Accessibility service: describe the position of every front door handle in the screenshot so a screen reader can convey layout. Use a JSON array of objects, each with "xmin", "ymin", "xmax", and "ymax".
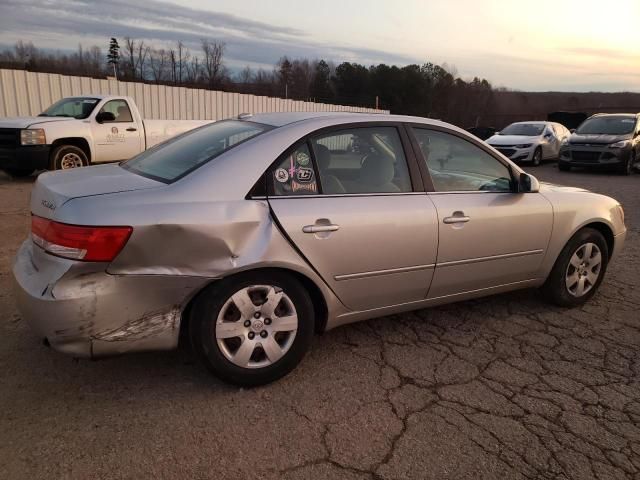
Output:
[
  {"xmin": 443, "ymin": 211, "xmax": 470, "ymax": 224},
  {"xmin": 126, "ymin": 127, "xmax": 137, "ymax": 132},
  {"xmin": 302, "ymin": 224, "xmax": 340, "ymax": 233}
]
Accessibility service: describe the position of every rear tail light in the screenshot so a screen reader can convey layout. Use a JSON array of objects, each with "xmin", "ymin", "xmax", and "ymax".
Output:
[{"xmin": 31, "ymin": 215, "xmax": 132, "ymax": 262}]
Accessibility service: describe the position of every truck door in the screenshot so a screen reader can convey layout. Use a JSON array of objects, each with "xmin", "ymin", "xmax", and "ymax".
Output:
[{"xmin": 91, "ymin": 99, "xmax": 143, "ymax": 162}]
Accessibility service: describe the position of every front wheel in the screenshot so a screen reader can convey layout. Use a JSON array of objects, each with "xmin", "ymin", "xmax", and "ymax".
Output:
[
  {"xmin": 50, "ymin": 145, "xmax": 88, "ymax": 171},
  {"xmin": 189, "ymin": 271, "xmax": 315, "ymax": 387},
  {"xmin": 541, "ymin": 228, "xmax": 609, "ymax": 307},
  {"xmin": 531, "ymin": 148, "xmax": 542, "ymax": 167}
]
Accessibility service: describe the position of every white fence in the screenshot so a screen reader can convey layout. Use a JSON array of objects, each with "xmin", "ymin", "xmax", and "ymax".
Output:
[{"xmin": 0, "ymin": 69, "xmax": 386, "ymax": 119}]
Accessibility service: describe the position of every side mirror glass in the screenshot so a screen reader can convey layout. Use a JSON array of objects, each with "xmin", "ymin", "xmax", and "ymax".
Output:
[
  {"xmin": 518, "ymin": 172, "xmax": 539, "ymax": 193},
  {"xmin": 95, "ymin": 111, "xmax": 115, "ymax": 123}
]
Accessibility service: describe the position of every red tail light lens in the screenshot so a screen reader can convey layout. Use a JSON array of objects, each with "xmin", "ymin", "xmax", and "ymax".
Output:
[{"xmin": 31, "ymin": 216, "xmax": 132, "ymax": 262}]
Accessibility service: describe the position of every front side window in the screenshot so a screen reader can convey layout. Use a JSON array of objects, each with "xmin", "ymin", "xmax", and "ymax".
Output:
[
  {"xmin": 412, "ymin": 128, "xmax": 513, "ymax": 192},
  {"xmin": 271, "ymin": 143, "xmax": 318, "ymax": 196},
  {"xmin": 123, "ymin": 120, "xmax": 270, "ymax": 182},
  {"xmin": 98, "ymin": 100, "xmax": 133, "ymax": 123},
  {"xmin": 311, "ymin": 126, "xmax": 412, "ymax": 194},
  {"xmin": 39, "ymin": 97, "xmax": 99, "ymax": 119}
]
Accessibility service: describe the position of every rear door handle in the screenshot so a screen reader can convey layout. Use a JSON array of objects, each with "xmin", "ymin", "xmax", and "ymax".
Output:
[
  {"xmin": 443, "ymin": 212, "xmax": 470, "ymax": 224},
  {"xmin": 302, "ymin": 224, "xmax": 340, "ymax": 233},
  {"xmin": 126, "ymin": 127, "xmax": 137, "ymax": 132}
]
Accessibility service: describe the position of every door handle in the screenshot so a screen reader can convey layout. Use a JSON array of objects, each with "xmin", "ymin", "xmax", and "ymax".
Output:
[
  {"xmin": 302, "ymin": 224, "xmax": 340, "ymax": 233},
  {"xmin": 126, "ymin": 127, "xmax": 137, "ymax": 132},
  {"xmin": 443, "ymin": 212, "xmax": 470, "ymax": 224}
]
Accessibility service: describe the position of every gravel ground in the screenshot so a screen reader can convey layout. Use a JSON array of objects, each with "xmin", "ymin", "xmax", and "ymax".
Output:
[{"xmin": 1, "ymin": 164, "xmax": 639, "ymax": 480}]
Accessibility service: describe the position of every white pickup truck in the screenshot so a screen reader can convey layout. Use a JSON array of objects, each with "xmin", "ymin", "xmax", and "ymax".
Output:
[{"xmin": 0, "ymin": 95, "xmax": 213, "ymax": 177}]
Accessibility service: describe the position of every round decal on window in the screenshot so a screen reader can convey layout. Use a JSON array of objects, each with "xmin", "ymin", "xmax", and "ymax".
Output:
[
  {"xmin": 275, "ymin": 168, "xmax": 289, "ymax": 183},
  {"xmin": 296, "ymin": 151, "xmax": 310, "ymax": 166}
]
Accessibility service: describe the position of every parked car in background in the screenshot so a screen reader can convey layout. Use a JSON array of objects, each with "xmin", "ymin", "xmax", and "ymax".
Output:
[
  {"xmin": 559, "ymin": 113, "xmax": 640, "ymax": 175},
  {"xmin": 13, "ymin": 112, "xmax": 626, "ymax": 386},
  {"xmin": 0, "ymin": 95, "xmax": 213, "ymax": 177},
  {"xmin": 486, "ymin": 121, "xmax": 571, "ymax": 166}
]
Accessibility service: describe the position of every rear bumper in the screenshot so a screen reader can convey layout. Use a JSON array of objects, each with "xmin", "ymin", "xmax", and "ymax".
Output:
[
  {"xmin": 0, "ymin": 145, "xmax": 50, "ymax": 171},
  {"xmin": 12, "ymin": 240, "xmax": 208, "ymax": 358}
]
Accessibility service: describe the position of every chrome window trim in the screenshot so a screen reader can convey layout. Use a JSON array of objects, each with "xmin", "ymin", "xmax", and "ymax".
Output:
[
  {"xmin": 426, "ymin": 190, "xmax": 515, "ymax": 196},
  {"xmin": 260, "ymin": 192, "xmax": 427, "ymax": 200}
]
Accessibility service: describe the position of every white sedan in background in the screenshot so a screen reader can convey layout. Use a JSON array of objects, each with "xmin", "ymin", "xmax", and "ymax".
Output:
[{"xmin": 487, "ymin": 121, "xmax": 571, "ymax": 166}]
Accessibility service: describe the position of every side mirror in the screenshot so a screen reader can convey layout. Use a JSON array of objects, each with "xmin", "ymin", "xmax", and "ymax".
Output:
[
  {"xmin": 518, "ymin": 172, "xmax": 539, "ymax": 193},
  {"xmin": 95, "ymin": 111, "xmax": 115, "ymax": 123},
  {"xmin": 570, "ymin": 128, "xmax": 576, "ymax": 134}
]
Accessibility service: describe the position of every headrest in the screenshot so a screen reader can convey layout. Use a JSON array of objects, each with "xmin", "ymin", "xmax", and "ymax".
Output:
[{"xmin": 360, "ymin": 154, "xmax": 395, "ymax": 186}]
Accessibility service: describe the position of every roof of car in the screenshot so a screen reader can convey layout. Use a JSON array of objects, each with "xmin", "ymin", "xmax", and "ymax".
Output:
[{"xmin": 244, "ymin": 111, "xmax": 387, "ymax": 127}]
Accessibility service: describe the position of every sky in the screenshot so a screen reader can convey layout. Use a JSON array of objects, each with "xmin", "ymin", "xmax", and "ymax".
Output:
[{"xmin": 0, "ymin": 0, "xmax": 638, "ymax": 92}]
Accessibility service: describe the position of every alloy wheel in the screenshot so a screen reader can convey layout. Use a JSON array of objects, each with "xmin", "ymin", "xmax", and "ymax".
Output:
[
  {"xmin": 565, "ymin": 242, "xmax": 602, "ymax": 297},
  {"xmin": 215, "ymin": 285, "xmax": 298, "ymax": 369}
]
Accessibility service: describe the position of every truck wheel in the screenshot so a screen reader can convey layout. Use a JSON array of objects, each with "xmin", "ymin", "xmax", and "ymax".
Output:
[
  {"xmin": 50, "ymin": 145, "xmax": 88, "ymax": 170},
  {"xmin": 3, "ymin": 168, "xmax": 34, "ymax": 178}
]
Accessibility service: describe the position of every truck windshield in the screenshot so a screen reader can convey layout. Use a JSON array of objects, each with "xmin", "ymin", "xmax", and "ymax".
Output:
[
  {"xmin": 576, "ymin": 116, "xmax": 636, "ymax": 135},
  {"xmin": 122, "ymin": 120, "xmax": 272, "ymax": 183},
  {"xmin": 39, "ymin": 97, "xmax": 100, "ymax": 119}
]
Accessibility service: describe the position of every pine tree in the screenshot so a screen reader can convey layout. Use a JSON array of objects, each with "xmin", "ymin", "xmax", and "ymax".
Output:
[{"xmin": 107, "ymin": 38, "xmax": 120, "ymax": 79}]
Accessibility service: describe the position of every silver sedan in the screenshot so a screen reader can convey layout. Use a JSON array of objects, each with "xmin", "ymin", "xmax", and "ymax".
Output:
[{"xmin": 13, "ymin": 112, "xmax": 626, "ymax": 386}]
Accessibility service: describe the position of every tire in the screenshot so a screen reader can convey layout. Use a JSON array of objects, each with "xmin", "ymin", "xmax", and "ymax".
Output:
[
  {"xmin": 558, "ymin": 162, "xmax": 571, "ymax": 172},
  {"xmin": 3, "ymin": 168, "xmax": 34, "ymax": 178},
  {"xmin": 617, "ymin": 154, "xmax": 632, "ymax": 175},
  {"xmin": 541, "ymin": 228, "xmax": 609, "ymax": 308},
  {"xmin": 531, "ymin": 148, "xmax": 542, "ymax": 167},
  {"xmin": 189, "ymin": 271, "xmax": 315, "ymax": 387},
  {"xmin": 50, "ymin": 145, "xmax": 88, "ymax": 171}
]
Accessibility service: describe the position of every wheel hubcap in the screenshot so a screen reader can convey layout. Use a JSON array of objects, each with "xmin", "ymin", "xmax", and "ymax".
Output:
[
  {"xmin": 215, "ymin": 285, "xmax": 298, "ymax": 369},
  {"xmin": 59, "ymin": 153, "xmax": 83, "ymax": 169},
  {"xmin": 565, "ymin": 242, "xmax": 602, "ymax": 297}
]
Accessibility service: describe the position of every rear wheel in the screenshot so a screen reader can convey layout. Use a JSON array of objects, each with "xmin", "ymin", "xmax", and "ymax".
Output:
[
  {"xmin": 542, "ymin": 228, "xmax": 609, "ymax": 307},
  {"xmin": 50, "ymin": 145, "xmax": 88, "ymax": 171},
  {"xmin": 189, "ymin": 271, "xmax": 315, "ymax": 387},
  {"xmin": 3, "ymin": 168, "xmax": 34, "ymax": 178}
]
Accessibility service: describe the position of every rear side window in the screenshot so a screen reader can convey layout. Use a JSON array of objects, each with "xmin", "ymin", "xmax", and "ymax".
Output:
[
  {"xmin": 412, "ymin": 128, "xmax": 513, "ymax": 192},
  {"xmin": 311, "ymin": 127, "xmax": 412, "ymax": 194},
  {"xmin": 123, "ymin": 120, "xmax": 270, "ymax": 183}
]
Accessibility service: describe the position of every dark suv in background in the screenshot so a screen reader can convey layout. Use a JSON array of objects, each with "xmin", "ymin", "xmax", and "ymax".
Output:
[{"xmin": 559, "ymin": 113, "xmax": 640, "ymax": 175}]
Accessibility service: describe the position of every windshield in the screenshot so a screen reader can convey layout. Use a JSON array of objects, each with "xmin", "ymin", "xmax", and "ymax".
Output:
[
  {"xmin": 500, "ymin": 123, "xmax": 545, "ymax": 136},
  {"xmin": 122, "ymin": 120, "xmax": 271, "ymax": 183},
  {"xmin": 39, "ymin": 97, "xmax": 100, "ymax": 119},
  {"xmin": 576, "ymin": 116, "xmax": 636, "ymax": 135}
]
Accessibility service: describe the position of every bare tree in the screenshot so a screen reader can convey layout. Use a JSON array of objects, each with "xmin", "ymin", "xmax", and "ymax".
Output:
[
  {"xmin": 135, "ymin": 41, "xmax": 149, "ymax": 79},
  {"xmin": 168, "ymin": 48, "xmax": 177, "ymax": 84},
  {"xmin": 123, "ymin": 37, "xmax": 136, "ymax": 79},
  {"xmin": 201, "ymin": 39, "xmax": 225, "ymax": 88},
  {"xmin": 148, "ymin": 48, "xmax": 168, "ymax": 83},
  {"xmin": 176, "ymin": 41, "xmax": 190, "ymax": 84}
]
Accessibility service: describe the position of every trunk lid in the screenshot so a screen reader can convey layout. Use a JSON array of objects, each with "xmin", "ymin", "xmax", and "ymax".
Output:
[{"xmin": 31, "ymin": 164, "xmax": 162, "ymax": 219}]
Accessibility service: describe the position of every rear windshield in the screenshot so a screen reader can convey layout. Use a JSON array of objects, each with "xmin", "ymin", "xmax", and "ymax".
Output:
[
  {"xmin": 499, "ymin": 123, "xmax": 545, "ymax": 136},
  {"xmin": 123, "ymin": 120, "xmax": 271, "ymax": 182},
  {"xmin": 576, "ymin": 116, "xmax": 637, "ymax": 135}
]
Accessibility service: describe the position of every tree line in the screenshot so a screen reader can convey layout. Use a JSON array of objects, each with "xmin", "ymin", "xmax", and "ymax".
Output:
[{"xmin": 0, "ymin": 39, "xmax": 497, "ymax": 127}]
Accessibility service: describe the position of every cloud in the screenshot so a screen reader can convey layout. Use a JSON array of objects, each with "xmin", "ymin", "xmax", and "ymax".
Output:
[
  {"xmin": 0, "ymin": 0, "xmax": 419, "ymax": 67},
  {"xmin": 560, "ymin": 47, "xmax": 639, "ymax": 61}
]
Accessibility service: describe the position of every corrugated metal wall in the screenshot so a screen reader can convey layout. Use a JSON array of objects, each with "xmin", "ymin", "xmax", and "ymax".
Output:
[{"xmin": 0, "ymin": 69, "xmax": 387, "ymax": 119}]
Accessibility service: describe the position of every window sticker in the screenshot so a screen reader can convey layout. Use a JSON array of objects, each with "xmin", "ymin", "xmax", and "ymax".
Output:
[
  {"xmin": 295, "ymin": 167, "xmax": 314, "ymax": 183},
  {"xmin": 275, "ymin": 168, "xmax": 289, "ymax": 183},
  {"xmin": 296, "ymin": 151, "xmax": 310, "ymax": 166}
]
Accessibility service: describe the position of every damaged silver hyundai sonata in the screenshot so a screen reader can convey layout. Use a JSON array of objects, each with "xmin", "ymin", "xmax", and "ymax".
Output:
[{"xmin": 13, "ymin": 112, "xmax": 626, "ymax": 386}]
